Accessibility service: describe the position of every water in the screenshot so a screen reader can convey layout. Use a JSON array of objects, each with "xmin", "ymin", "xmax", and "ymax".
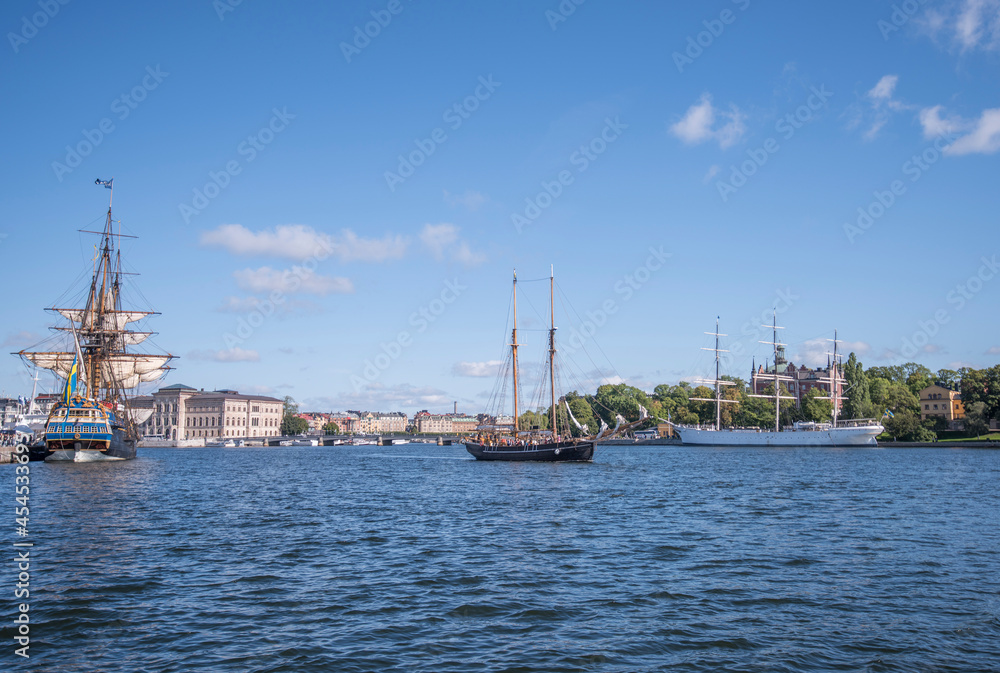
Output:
[{"xmin": 4, "ymin": 445, "xmax": 1000, "ymax": 672}]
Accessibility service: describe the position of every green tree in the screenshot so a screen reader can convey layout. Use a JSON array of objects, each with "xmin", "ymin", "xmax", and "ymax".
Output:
[
  {"xmin": 801, "ymin": 388, "xmax": 833, "ymax": 423},
  {"xmin": 935, "ymin": 368, "xmax": 960, "ymax": 389},
  {"xmin": 322, "ymin": 422, "xmax": 340, "ymax": 435},
  {"xmin": 904, "ymin": 365, "xmax": 933, "ymax": 398},
  {"xmin": 842, "ymin": 353, "xmax": 874, "ymax": 420},
  {"xmin": 281, "ymin": 414, "xmax": 308, "ymax": 435},
  {"xmin": 282, "ymin": 396, "xmax": 299, "ymax": 417},
  {"xmin": 965, "ymin": 401, "xmax": 989, "ymax": 439},
  {"xmin": 883, "ymin": 409, "xmax": 935, "ymax": 441}
]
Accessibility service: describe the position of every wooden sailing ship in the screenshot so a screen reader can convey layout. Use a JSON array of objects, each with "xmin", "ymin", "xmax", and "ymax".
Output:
[
  {"xmin": 14, "ymin": 180, "xmax": 174, "ymax": 461},
  {"xmin": 465, "ymin": 268, "xmax": 645, "ymax": 462}
]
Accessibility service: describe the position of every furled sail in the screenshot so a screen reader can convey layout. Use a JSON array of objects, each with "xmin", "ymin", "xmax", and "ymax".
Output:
[
  {"xmin": 612, "ymin": 413, "xmax": 625, "ymax": 435},
  {"xmin": 638, "ymin": 404, "xmax": 649, "ymax": 420},
  {"xmin": 56, "ymin": 309, "xmax": 153, "ymax": 330},
  {"xmin": 564, "ymin": 400, "xmax": 588, "ymax": 434}
]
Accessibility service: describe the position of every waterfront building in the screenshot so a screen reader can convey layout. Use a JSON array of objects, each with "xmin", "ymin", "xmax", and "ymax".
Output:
[
  {"xmin": 751, "ymin": 346, "xmax": 844, "ymax": 411},
  {"xmin": 351, "ymin": 411, "xmax": 408, "ymax": 434},
  {"xmin": 918, "ymin": 383, "xmax": 965, "ymax": 429},
  {"xmin": 329, "ymin": 411, "xmax": 359, "ymax": 434},
  {"xmin": 133, "ymin": 384, "xmax": 282, "ymax": 440}
]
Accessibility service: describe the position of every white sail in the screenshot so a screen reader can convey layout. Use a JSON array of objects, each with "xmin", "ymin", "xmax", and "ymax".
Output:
[
  {"xmin": 129, "ymin": 408, "xmax": 154, "ymax": 424},
  {"xmin": 20, "ymin": 352, "xmax": 76, "ymax": 378},
  {"xmin": 57, "ymin": 309, "xmax": 151, "ymax": 328},
  {"xmin": 140, "ymin": 367, "xmax": 168, "ymax": 382},
  {"xmin": 121, "ymin": 332, "xmax": 152, "ymax": 346},
  {"xmin": 564, "ymin": 400, "xmax": 588, "ymax": 434},
  {"xmin": 612, "ymin": 413, "xmax": 625, "ymax": 434},
  {"xmin": 100, "ymin": 355, "xmax": 173, "ymax": 381}
]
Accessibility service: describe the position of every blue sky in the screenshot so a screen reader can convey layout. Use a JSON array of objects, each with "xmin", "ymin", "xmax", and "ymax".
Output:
[{"xmin": 2, "ymin": 0, "xmax": 998, "ymax": 414}]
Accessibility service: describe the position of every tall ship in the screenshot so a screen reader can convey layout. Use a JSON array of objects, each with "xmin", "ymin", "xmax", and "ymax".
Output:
[
  {"xmin": 671, "ymin": 314, "xmax": 883, "ymax": 447},
  {"xmin": 14, "ymin": 180, "xmax": 174, "ymax": 461},
  {"xmin": 465, "ymin": 269, "xmax": 597, "ymax": 461}
]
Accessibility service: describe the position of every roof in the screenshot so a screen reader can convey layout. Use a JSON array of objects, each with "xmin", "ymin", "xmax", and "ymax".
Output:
[{"xmin": 159, "ymin": 383, "xmax": 198, "ymax": 391}]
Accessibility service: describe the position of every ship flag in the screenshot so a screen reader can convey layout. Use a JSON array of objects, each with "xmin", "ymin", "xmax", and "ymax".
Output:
[
  {"xmin": 95, "ymin": 178, "xmax": 113, "ymax": 189},
  {"xmin": 63, "ymin": 354, "xmax": 79, "ymax": 404}
]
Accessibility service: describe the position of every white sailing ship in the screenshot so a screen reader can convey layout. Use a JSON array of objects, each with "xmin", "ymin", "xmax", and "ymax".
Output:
[{"xmin": 672, "ymin": 314, "xmax": 883, "ymax": 447}]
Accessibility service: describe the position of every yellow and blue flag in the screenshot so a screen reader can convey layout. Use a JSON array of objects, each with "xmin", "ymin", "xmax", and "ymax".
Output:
[
  {"xmin": 63, "ymin": 355, "xmax": 79, "ymax": 403},
  {"xmin": 884, "ymin": 409, "xmax": 894, "ymax": 418}
]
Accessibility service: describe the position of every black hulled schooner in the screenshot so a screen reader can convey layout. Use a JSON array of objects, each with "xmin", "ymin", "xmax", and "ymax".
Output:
[{"xmin": 465, "ymin": 268, "xmax": 596, "ymax": 462}]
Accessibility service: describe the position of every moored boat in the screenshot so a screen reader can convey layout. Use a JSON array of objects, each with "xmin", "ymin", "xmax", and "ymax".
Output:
[
  {"xmin": 672, "ymin": 315, "xmax": 883, "ymax": 447},
  {"xmin": 14, "ymin": 180, "xmax": 174, "ymax": 462}
]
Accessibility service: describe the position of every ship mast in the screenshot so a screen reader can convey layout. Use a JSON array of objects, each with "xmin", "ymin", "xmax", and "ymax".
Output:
[
  {"xmin": 511, "ymin": 269, "xmax": 520, "ymax": 433},
  {"xmin": 825, "ymin": 330, "xmax": 845, "ymax": 426},
  {"xmin": 691, "ymin": 317, "xmax": 736, "ymax": 431},
  {"xmin": 549, "ymin": 265, "xmax": 557, "ymax": 439},
  {"xmin": 748, "ymin": 310, "xmax": 795, "ymax": 431}
]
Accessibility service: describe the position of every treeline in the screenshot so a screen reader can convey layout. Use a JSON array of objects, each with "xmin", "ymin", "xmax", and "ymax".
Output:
[{"xmin": 517, "ymin": 358, "xmax": 1000, "ymax": 442}]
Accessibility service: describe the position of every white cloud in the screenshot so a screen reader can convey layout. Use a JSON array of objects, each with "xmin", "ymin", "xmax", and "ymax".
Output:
[
  {"xmin": 945, "ymin": 108, "xmax": 1000, "ymax": 154},
  {"xmin": 986, "ymin": 346, "xmax": 1000, "ymax": 354},
  {"xmin": 419, "ymin": 223, "xmax": 485, "ymax": 267},
  {"xmin": 869, "ymin": 74, "xmax": 899, "ymax": 101},
  {"xmin": 452, "ymin": 360, "xmax": 502, "ymax": 377},
  {"xmin": 702, "ymin": 165, "xmax": 720, "ymax": 184},
  {"xmin": 919, "ymin": 105, "xmax": 966, "ymax": 138},
  {"xmin": 420, "ymin": 223, "xmax": 459, "ymax": 260},
  {"xmin": 188, "ymin": 347, "xmax": 260, "ymax": 363},
  {"xmin": 308, "ymin": 383, "xmax": 453, "ymax": 413},
  {"xmin": 918, "ymin": 0, "xmax": 1000, "ymax": 50},
  {"xmin": 233, "ymin": 266, "xmax": 354, "ymax": 295},
  {"xmin": 444, "ymin": 189, "xmax": 487, "ymax": 211},
  {"xmin": 2, "ymin": 331, "xmax": 40, "ymax": 348},
  {"xmin": 956, "ymin": 0, "xmax": 1000, "ymax": 49},
  {"xmin": 669, "ymin": 94, "xmax": 746, "ymax": 149},
  {"xmin": 215, "ymin": 296, "xmax": 263, "ymax": 313},
  {"xmin": 453, "ymin": 242, "xmax": 486, "ymax": 267},
  {"xmin": 794, "ymin": 339, "xmax": 872, "ymax": 367},
  {"xmin": 200, "ymin": 224, "xmax": 408, "ymax": 263},
  {"xmin": 860, "ymin": 75, "xmax": 909, "ymax": 140}
]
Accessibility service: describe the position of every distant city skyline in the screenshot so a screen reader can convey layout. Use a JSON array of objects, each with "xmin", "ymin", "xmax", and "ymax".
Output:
[{"xmin": 2, "ymin": 1, "xmax": 998, "ymax": 414}]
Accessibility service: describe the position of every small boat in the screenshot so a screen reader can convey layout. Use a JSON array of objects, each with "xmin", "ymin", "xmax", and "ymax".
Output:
[
  {"xmin": 291, "ymin": 438, "xmax": 318, "ymax": 446},
  {"xmin": 15, "ymin": 180, "xmax": 173, "ymax": 462}
]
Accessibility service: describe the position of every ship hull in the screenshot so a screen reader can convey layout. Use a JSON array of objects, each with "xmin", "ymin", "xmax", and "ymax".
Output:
[
  {"xmin": 45, "ymin": 428, "xmax": 137, "ymax": 462},
  {"xmin": 465, "ymin": 440, "xmax": 594, "ymax": 462},
  {"xmin": 674, "ymin": 425, "xmax": 883, "ymax": 447}
]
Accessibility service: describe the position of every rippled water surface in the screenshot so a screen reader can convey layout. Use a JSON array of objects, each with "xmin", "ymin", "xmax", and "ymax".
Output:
[{"xmin": 4, "ymin": 445, "xmax": 1000, "ymax": 672}]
